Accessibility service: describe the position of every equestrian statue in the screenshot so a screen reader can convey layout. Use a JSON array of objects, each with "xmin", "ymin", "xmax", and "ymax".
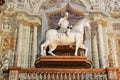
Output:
[{"xmin": 40, "ymin": 13, "xmax": 91, "ymax": 56}]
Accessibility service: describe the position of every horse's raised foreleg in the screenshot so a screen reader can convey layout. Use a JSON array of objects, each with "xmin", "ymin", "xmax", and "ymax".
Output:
[
  {"xmin": 41, "ymin": 41, "xmax": 50, "ymax": 56},
  {"xmin": 48, "ymin": 44, "xmax": 57, "ymax": 56}
]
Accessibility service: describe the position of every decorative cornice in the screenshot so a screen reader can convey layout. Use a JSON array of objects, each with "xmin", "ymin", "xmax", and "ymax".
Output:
[{"xmin": 16, "ymin": 14, "xmax": 41, "ymax": 27}]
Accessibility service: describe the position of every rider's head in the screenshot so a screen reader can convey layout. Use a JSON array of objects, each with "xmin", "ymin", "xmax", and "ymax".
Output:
[{"xmin": 64, "ymin": 12, "xmax": 69, "ymax": 18}]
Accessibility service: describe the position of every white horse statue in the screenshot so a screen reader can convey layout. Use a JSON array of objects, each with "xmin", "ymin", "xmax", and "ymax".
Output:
[{"xmin": 41, "ymin": 18, "xmax": 91, "ymax": 56}]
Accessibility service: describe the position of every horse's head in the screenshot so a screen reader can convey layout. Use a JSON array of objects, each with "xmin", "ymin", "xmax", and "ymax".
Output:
[
  {"xmin": 71, "ymin": 18, "xmax": 91, "ymax": 33},
  {"xmin": 82, "ymin": 18, "xmax": 91, "ymax": 31}
]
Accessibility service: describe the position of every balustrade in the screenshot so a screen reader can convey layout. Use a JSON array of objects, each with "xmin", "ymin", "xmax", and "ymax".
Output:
[
  {"xmin": 2, "ymin": 67, "xmax": 120, "ymax": 80},
  {"xmin": 18, "ymin": 72, "xmax": 108, "ymax": 80},
  {"xmin": 4, "ymin": 67, "xmax": 114, "ymax": 80}
]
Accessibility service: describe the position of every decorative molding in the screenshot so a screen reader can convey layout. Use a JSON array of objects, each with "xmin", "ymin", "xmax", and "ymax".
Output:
[{"xmin": 108, "ymin": 39, "xmax": 114, "ymax": 67}]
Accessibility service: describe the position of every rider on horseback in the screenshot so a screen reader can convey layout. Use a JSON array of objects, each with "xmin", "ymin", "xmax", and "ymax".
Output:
[{"xmin": 58, "ymin": 12, "xmax": 72, "ymax": 36}]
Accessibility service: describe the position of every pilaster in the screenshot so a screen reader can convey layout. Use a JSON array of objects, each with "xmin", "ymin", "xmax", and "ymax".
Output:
[
  {"xmin": 31, "ymin": 22, "xmax": 39, "ymax": 67},
  {"xmin": 16, "ymin": 23, "xmax": 23, "ymax": 67},
  {"xmin": 16, "ymin": 14, "xmax": 31, "ymax": 68},
  {"xmin": 16, "ymin": 14, "xmax": 41, "ymax": 67},
  {"xmin": 91, "ymin": 24, "xmax": 99, "ymax": 68},
  {"xmin": 95, "ymin": 18, "xmax": 108, "ymax": 68}
]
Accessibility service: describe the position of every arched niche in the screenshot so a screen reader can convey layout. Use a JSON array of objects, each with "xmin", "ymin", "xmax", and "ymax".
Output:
[
  {"xmin": 40, "ymin": 1, "xmax": 91, "ymax": 58},
  {"xmin": 40, "ymin": 1, "xmax": 88, "ymax": 41}
]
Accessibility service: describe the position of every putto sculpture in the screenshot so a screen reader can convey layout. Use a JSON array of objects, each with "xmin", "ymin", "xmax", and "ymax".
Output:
[{"xmin": 40, "ymin": 17, "xmax": 91, "ymax": 56}]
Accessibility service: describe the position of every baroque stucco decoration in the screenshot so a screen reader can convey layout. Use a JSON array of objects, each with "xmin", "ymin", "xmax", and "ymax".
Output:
[
  {"xmin": 2, "ymin": 0, "xmax": 120, "ymax": 18},
  {"xmin": 0, "ymin": 0, "xmax": 120, "ymax": 73}
]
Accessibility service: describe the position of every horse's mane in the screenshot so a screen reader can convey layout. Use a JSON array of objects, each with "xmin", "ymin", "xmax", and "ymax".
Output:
[{"xmin": 72, "ymin": 18, "xmax": 87, "ymax": 32}]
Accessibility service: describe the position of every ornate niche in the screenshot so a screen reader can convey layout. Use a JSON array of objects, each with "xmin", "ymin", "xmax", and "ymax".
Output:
[{"xmin": 35, "ymin": 1, "xmax": 92, "ymax": 69}]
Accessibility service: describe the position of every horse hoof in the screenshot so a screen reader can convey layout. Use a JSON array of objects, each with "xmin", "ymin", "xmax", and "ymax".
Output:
[
  {"xmin": 51, "ymin": 54, "xmax": 56, "ymax": 56},
  {"xmin": 49, "ymin": 53, "xmax": 56, "ymax": 56},
  {"xmin": 41, "ymin": 53, "xmax": 46, "ymax": 56},
  {"xmin": 74, "ymin": 54, "xmax": 78, "ymax": 56}
]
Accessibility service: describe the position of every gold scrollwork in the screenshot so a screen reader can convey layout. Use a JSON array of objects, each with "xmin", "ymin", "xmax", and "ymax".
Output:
[{"xmin": 2, "ymin": 36, "xmax": 16, "ymax": 51}]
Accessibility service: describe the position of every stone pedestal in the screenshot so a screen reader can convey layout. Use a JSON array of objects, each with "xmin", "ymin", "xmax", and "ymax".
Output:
[{"xmin": 35, "ymin": 56, "xmax": 92, "ymax": 68}]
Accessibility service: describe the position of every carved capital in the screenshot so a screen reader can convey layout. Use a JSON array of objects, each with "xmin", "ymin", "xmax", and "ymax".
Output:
[
  {"xmin": 23, "ymin": 20, "xmax": 30, "ymax": 26},
  {"xmin": 90, "ymin": 21, "xmax": 98, "ymax": 28},
  {"xmin": 29, "ymin": 18, "xmax": 41, "ymax": 27},
  {"xmin": 31, "ymin": 22, "xmax": 40, "ymax": 27},
  {"xmin": 95, "ymin": 19, "xmax": 107, "ymax": 27},
  {"xmin": 17, "ymin": 14, "xmax": 41, "ymax": 27}
]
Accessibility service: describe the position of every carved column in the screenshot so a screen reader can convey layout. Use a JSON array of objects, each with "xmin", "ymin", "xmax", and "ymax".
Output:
[
  {"xmin": 112, "ymin": 38, "xmax": 119, "ymax": 67},
  {"xmin": 31, "ymin": 23, "xmax": 38, "ymax": 67},
  {"xmin": 96, "ymin": 19, "xmax": 107, "ymax": 68},
  {"xmin": 108, "ymin": 39, "xmax": 115, "ymax": 67},
  {"xmin": 103, "ymin": 26, "xmax": 109, "ymax": 67},
  {"xmin": 22, "ymin": 20, "xmax": 30, "ymax": 68},
  {"xmin": 29, "ymin": 18, "xmax": 41, "ymax": 67},
  {"xmin": 108, "ymin": 35, "xmax": 119, "ymax": 67},
  {"xmin": 16, "ymin": 20, "xmax": 24, "ymax": 67},
  {"xmin": 16, "ymin": 14, "xmax": 31, "ymax": 68},
  {"xmin": 91, "ymin": 21, "xmax": 99, "ymax": 68}
]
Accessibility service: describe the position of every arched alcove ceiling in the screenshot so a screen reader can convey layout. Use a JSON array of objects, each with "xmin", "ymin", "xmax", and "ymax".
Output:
[
  {"xmin": 39, "ymin": 0, "xmax": 92, "ymax": 30},
  {"xmin": 43, "ymin": 3, "xmax": 87, "ymax": 29},
  {"xmin": 46, "ymin": 3, "xmax": 85, "ymax": 16},
  {"xmin": 40, "ymin": 0, "xmax": 91, "ymax": 15}
]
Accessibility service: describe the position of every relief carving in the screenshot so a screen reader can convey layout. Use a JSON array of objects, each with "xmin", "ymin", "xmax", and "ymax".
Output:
[{"xmin": 108, "ymin": 39, "xmax": 114, "ymax": 67}]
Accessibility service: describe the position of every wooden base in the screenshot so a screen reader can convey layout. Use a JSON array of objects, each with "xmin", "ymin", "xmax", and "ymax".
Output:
[{"xmin": 35, "ymin": 56, "xmax": 92, "ymax": 68}]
